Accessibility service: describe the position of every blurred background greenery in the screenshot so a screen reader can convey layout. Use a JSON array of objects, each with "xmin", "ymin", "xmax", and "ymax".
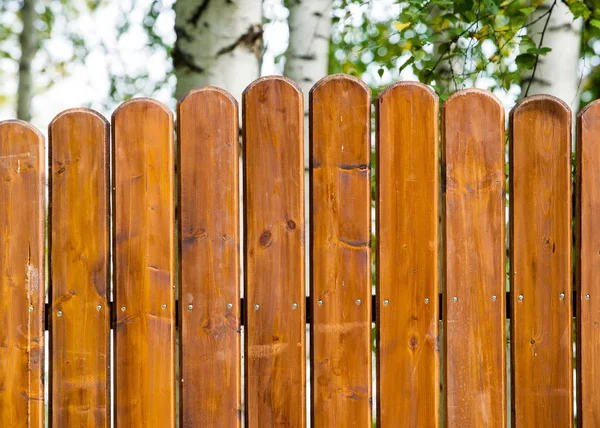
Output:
[{"xmin": 1, "ymin": 0, "xmax": 600, "ymax": 127}]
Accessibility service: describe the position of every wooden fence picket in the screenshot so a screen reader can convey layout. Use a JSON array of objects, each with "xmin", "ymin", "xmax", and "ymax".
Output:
[
  {"xmin": 49, "ymin": 109, "xmax": 110, "ymax": 427},
  {"xmin": 0, "ymin": 120, "xmax": 45, "ymax": 428},
  {"xmin": 178, "ymin": 87, "xmax": 241, "ymax": 427},
  {"xmin": 310, "ymin": 74, "xmax": 372, "ymax": 427},
  {"xmin": 443, "ymin": 89, "xmax": 507, "ymax": 427},
  {"xmin": 577, "ymin": 100, "xmax": 600, "ymax": 427},
  {"xmin": 243, "ymin": 76, "xmax": 306, "ymax": 427},
  {"xmin": 376, "ymin": 82, "xmax": 439, "ymax": 427},
  {"xmin": 510, "ymin": 95, "xmax": 573, "ymax": 427},
  {"xmin": 112, "ymin": 99, "xmax": 176, "ymax": 427}
]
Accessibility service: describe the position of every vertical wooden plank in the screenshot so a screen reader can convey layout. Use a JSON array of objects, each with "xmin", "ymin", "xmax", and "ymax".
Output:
[
  {"xmin": 510, "ymin": 95, "xmax": 572, "ymax": 427},
  {"xmin": 0, "ymin": 120, "xmax": 45, "ymax": 428},
  {"xmin": 443, "ymin": 89, "xmax": 506, "ymax": 427},
  {"xmin": 112, "ymin": 99, "xmax": 176, "ymax": 427},
  {"xmin": 577, "ymin": 100, "xmax": 600, "ymax": 427},
  {"xmin": 49, "ymin": 109, "xmax": 110, "ymax": 426},
  {"xmin": 243, "ymin": 76, "xmax": 305, "ymax": 427},
  {"xmin": 310, "ymin": 74, "xmax": 371, "ymax": 427},
  {"xmin": 178, "ymin": 87, "xmax": 241, "ymax": 427},
  {"xmin": 376, "ymin": 82, "xmax": 439, "ymax": 427}
]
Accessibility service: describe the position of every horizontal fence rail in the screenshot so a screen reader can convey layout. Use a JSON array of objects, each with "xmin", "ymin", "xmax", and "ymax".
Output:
[{"xmin": 1, "ymin": 75, "xmax": 599, "ymax": 427}]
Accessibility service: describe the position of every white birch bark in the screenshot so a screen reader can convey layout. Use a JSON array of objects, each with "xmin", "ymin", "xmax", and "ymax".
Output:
[
  {"xmin": 285, "ymin": 0, "xmax": 333, "ymax": 98},
  {"xmin": 174, "ymin": 0, "xmax": 263, "ymax": 102},
  {"xmin": 17, "ymin": 0, "xmax": 37, "ymax": 121},
  {"xmin": 523, "ymin": 0, "xmax": 582, "ymax": 111},
  {"xmin": 285, "ymin": 0, "xmax": 333, "ymax": 169}
]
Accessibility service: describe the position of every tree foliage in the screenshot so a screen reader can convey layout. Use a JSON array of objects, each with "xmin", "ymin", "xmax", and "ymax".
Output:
[{"xmin": 329, "ymin": 0, "xmax": 598, "ymax": 105}]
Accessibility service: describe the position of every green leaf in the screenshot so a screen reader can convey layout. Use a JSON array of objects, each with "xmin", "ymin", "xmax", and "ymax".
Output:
[
  {"xmin": 515, "ymin": 53, "xmax": 536, "ymax": 69},
  {"xmin": 393, "ymin": 22, "xmax": 411, "ymax": 31},
  {"xmin": 398, "ymin": 56, "xmax": 415, "ymax": 74},
  {"xmin": 378, "ymin": 67, "xmax": 384, "ymax": 78},
  {"xmin": 519, "ymin": 7, "xmax": 536, "ymax": 16},
  {"xmin": 591, "ymin": 19, "xmax": 600, "ymax": 29}
]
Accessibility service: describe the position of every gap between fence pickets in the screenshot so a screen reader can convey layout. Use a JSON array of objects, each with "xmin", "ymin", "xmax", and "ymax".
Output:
[{"xmin": 42, "ymin": 291, "xmax": 578, "ymax": 331}]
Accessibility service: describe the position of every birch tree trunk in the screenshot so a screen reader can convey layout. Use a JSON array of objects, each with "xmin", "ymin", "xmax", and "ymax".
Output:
[
  {"xmin": 285, "ymin": 0, "xmax": 332, "ymax": 169},
  {"xmin": 17, "ymin": 0, "xmax": 37, "ymax": 121},
  {"xmin": 285, "ymin": 0, "xmax": 332, "ymax": 99},
  {"xmin": 173, "ymin": 0, "xmax": 263, "ymax": 102},
  {"xmin": 523, "ymin": 0, "xmax": 582, "ymax": 111}
]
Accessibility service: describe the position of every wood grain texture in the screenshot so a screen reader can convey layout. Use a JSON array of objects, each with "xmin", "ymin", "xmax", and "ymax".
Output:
[
  {"xmin": 577, "ymin": 100, "xmax": 600, "ymax": 428},
  {"xmin": 376, "ymin": 82, "xmax": 439, "ymax": 428},
  {"xmin": 243, "ymin": 76, "xmax": 305, "ymax": 427},
  {"xmin": 0, "ymin": 120, "xmax": 45, "ymax": 428},
  {"xmin": 112, "ymin": 99, "xmax": 176, "ymax": 427},
  {"xmin": 178, "ymin": 87, "xmax": 241, "ymax": 427},
  {"xmin": 49, "ymin": 109, "xmax": 110, "ymax": 427},
  {"xmin": 309, "ymin": 74, "xmax": 371, "ymax": 427},
  {"xmin": 443, "ymin": 89, "xmax": 506, "ymax": 427},
  {"xmin": 510, "ymin": 95, "xmax": 572, "ymax": 427}
]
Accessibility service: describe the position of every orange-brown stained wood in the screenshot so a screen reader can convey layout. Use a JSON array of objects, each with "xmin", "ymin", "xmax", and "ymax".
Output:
[
  {"xmin": 376, "ymin": 82, "xmax": 439, "ymax": 428},
  {"xmin": 0, "ymin": 121, "xmax": 45, "ymax": 428},
  {"xmin": 49, "ymin": 109, "xmax": 110, "ymax": 427},
  {"xmin": 443, "ymin": 89, "xmax": 506, "ymax": 427},
  {"xmin": 510, "ymin": 95, "xmax": 572, "ymax": 427},
  {"xmin": 243, "ymin": 76, "xmax": 305, "ymax": 427},
  {"xmin": 178, "ymin": 87, "xmax": 241, "ymax": 427},
  {"xmin": 310, "ymin": 74, "xmax": 371, "ymax": 427},
  {"xmin": 577, "ymin": 100, "xmax": 600, "ymax": 428},
  {"xmin": 112, "ymin": 99, "xmax": 176, "ymax": 427}
]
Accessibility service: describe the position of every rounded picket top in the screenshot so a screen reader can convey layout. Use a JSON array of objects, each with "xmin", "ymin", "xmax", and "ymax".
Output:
[
  {"xmin": 578, "ymin": 98, "xmax": 600, "ymax": 121},
  {"xmin": 310, "ymin": 73, "xmax": 370, "ymax": 97},
  {"xmin": 243, "ymin": 75, "xmax": 302, "ymax": 101},
  {"xmin": 510, "ymin": 94, "xmax": 571, "ymax": 126},
  {"xmin": 445, "ymin": 87, "xmax": 503, "ymax": 111},
  {"xmin": 49, "ymin": 108, "xmax": 108, "ymax": 131},
  {"xmin": 178, "ymin": 86, "xmax": 238, "ymax": 110},
  {"xmin": 377, "ymin": 80, "xmax": 437, "ymax": 104},
  {"xmin": 0, "ymin": 119, "xmax": 44, "ymax": 142},
  {"xmin": 112, "ymin": 97, "xmax": 173, "ymax": 122}
]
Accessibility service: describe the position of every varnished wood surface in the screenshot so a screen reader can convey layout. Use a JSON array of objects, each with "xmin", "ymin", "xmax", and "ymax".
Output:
[
  {"xmin": 510, "ymin": 95, "xmax": 572, "ymax": 427},
  {"xmin": 577, "ymin": 100, "xmax": 600, "ymax": 428},
  {"xmin": 443, "ymin": 89, "xmax": 506, "ymax": 427},
  {"xmin": 112, "ymin": 99, "xmax": 176, "ymax": 427},
  {"xmin": 49, "ymin": 109, "xmax": 110, "ymax": 427},
  {"xmin": 243, "ymin": 76, "xmax": 306, "ymax": 427},
  {"xmin": 376, "ymin": 82, "xmax": 439, "ymax": 428},
  {"xmin": 178, "ymin": 87, "xmax": 241, "ymax": 427},
  {"xmin": 0, "ymin": 120, "xmax": 45, "ymax": 428},
  {"xmin": 310, "ymin": 74, "xmax": 371, "ymax": 427}
]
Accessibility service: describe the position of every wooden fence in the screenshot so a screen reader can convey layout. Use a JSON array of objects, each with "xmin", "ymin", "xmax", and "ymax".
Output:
[{"xmin": 0, "ymin": 74, "xmax": 599, "ymax": 427}]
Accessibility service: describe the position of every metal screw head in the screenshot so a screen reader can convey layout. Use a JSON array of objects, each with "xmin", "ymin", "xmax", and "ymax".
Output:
[
  {"xmin": 356, "ymin": 299, "xmax": 362, "ymax": 305},
  {"xmin": 559, "ymin": 293, "xmax": 565, "ymax": 300},
  {"xmin": 585, "ymin": 294, "xmax": 591, "ymax": 300},
  {"xmin": 57, "ymin": 311, "xmax": 63, "ymax": 317},
  {"xmin": 121, "ymin": 306, "xmax": 126, "ymax": 312},
  {"xmin": 492, "ymin": 295, "xmax": 497, "ymax": 301},
  {"xmin": 28, "ymin": 306, "xmax": 34, "ymax": 312},
  {"xmin": 254, "ymin": 304, "xmax": 260, "ymax": 310},
  {"xmin": 161, "ymin": 304, "xmax": 167, "ymax": 310},
  {"xmin": 187, "ymin": 304, "xmax": 193, "ymax": 310},
  {"xmin": 96, "ymin": 304, "xmax": 102, "ymax": 311},
  {"xmin": 452, "ymin": 297, "xmax": 458, "ymax": 303},
  {"xmin": 227, "ymin": 303, "xmax": 233, "ymax": 309},
  {"xmin": 292, "ymin": 303, "xmax": 298, "ymax": 309},
  {"xmin": 383, "ymin": 299, "xmax": 389, "ymax": 306},
  {"xmin": 318, "ymin": 299, "xmax": 323, "ymax": 306},
  {"xmin": 424, "ymin": 298, "xmax": 430, "ymax": 304},
  {"xmin": 518, "ymin": 295, "xmax": 524, "ymax": 301}
]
